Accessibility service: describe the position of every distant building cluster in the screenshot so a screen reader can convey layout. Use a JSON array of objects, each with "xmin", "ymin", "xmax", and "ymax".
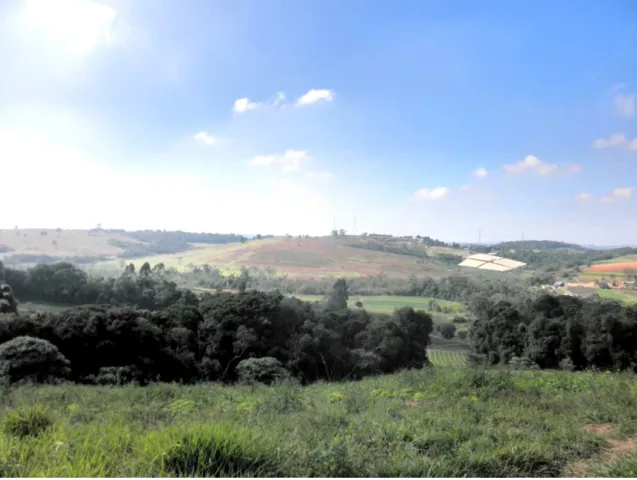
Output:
[{"xmin": 458, "ymin": 253, "xmax": 526, "ymax": 272}]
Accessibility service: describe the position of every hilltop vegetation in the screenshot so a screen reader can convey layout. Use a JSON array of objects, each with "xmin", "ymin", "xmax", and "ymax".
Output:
[{"xmin": 491, "ymin": 239, "xmax": 588, "ymax": 251}]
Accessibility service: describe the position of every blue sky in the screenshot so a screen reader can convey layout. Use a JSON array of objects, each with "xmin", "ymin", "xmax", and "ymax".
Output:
[{"xmin": 1, "ymin": 0, "xmax": 636, "ymax": 244}]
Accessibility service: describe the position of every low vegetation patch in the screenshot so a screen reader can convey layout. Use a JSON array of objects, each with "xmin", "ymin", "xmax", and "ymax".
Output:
[{"xmin": 0, "ymin": 368, "xmax": 636, "ymax": 476}]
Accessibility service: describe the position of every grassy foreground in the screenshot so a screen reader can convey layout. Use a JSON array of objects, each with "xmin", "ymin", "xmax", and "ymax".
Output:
[{"xmin": 2, "ymin": 368, "xmax": 637, "ymax": 477}]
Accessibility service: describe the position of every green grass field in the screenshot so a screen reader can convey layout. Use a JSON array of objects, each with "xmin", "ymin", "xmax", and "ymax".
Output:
[
  {"xmin": 427, "ymin": 349, "xmax": 468, "ymax": 367},
  {"xmin": 596, "ymin": 289, "xmax": 637, "ymax": 304},
  {"xmin": 592, "ymin": 255, "xmax": 637, "ymax": 265},
  {"xmin": 3, "ymin": 368, "xmax": 637, "ymax": 477},
  {"xmin": 290, "ymin": 294, "xmax": 466, "ymax": 318}
]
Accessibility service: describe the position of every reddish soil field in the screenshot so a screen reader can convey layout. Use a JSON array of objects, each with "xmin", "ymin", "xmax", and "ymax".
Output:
[
  {"xmin": 212, "ymin": 238, "xmax": 451, "ymax": 278},
  {"xmin": 585, "ymin": 262, "xmax": 637, "ymax": 273}
]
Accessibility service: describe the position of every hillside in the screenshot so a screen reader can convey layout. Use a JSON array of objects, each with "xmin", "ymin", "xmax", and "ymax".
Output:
[
  {"xmin": 91, "ymin": 236, "xmax": 472, "ymax": 278},
  {"xmin": 0, "ymin": 228, "xmax": 145, "ymax": 262},
  {"xmin": 492, "ymin": 240, "xmax": 588, "ymax": 252}
]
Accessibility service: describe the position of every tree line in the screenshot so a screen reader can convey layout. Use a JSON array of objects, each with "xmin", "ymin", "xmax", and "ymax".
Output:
[
  {"xmin": 469, "ymin": 291, "xmax": 637, "ymax": 371},
  {"xmin": 0, "ymin": 269, "xmax": 434, "ymax": 385}
]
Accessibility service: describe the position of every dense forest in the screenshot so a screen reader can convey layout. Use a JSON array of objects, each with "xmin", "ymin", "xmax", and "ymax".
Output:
[
  {"xmin": 1, "ymin": 258, "xmax": 637, "ymax": 387},
  {"xmin": 0, "ymin": 280, "xmax": 432, "ymax": 386}
]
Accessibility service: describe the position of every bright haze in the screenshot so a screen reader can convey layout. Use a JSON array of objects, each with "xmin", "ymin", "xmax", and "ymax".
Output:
[{"xmin": 1, "ymin": 0, "xmax": 636, "ymax": 245}]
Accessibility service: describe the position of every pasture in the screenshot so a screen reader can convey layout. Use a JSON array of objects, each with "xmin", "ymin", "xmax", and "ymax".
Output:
[
  {"xmin": 0, "ymin": 229, "xmax": 141, "ymax": 259},
  {"xmin": 92, "ymin": 237, "xmax": 463, "ymax": 279},
  {"xmin": 596, "ymin": 289, "xmax": 637, "ymax": 304},
  {"xmin": 427, "ymin": 349, "xmax": 467, "ymax": 367},
  {"xmin": 2, "ymin": 368, "xmax": 637, "ymax": 476},
  {"xmin": 290, "ymin": 294, "xmax": 467, "ymax": 321}
]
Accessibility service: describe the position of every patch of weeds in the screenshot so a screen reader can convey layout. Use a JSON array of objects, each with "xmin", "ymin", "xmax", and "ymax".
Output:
[
  {"xmin": 468, "ymin": 369, "xmax": 515, "ymax": 398},
  {"xmin": 167, "ymin": 399, "xmax": 196, "ymax": 416},
  {"xmin": 327, "ymin": 392, "xmax": 344, "ymax": 404},
  {"xmin": 258, "ymin": 384, "xmax": 306, "ymax": 414},
  {"xmin": 303, "ymin": 437, "xmax": 358, "ymax": 477},
  {"xmin": 2, "ymin": 404, "xmax": 53, "ymax": 438},
  {"xmin": 147, "ymin": 424, "xmax": 281, "ymax": 477}
]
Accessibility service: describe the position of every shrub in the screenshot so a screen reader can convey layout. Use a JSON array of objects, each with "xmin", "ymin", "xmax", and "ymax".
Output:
[
  {"xmin": 457, "ymin": 330, "xmax": 468, "ymax": 340},
  {"xmin": 2, "ymin": 404, "xmax": 53, "ymax": 438},
  {"xmin": 0, "ymin": 336, "xmax": 71, "ymax": 384},
  {"xmin": 559, "ymin": 358, "xmax": 575, "ymax": 371},
  {"xmin": 94, "ymin": 365, "xmax": 142, "ymax": 385},
  {"xmin": 355, "ymin": 301, "xmax": 363, "ymax": 308},
  {"xmin": 0, "ymin": 284, "xmax": 17, "ymax": 314},
  {"xmin": 236, "ymin": 357, "xmax": 289, "ymax": 385},
  {"xmin": 148, "ymin": 424, "xmax": 281, "ymax": 477},
  {"xmin": 438, "ymin": 322, "xmax": 457, "ymax": 339},
  {"xmin": 509, "ymin": 356, "xmax": 540, "ymax": 370},
  {"xmin": 452, "ymin": 316, "xmax": 467, "ymax": 324}
]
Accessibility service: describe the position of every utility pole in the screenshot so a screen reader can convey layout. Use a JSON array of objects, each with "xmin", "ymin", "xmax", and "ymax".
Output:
[{"xmin": 353, "ymin": 215, "xmax": 357, "ymax": 235}]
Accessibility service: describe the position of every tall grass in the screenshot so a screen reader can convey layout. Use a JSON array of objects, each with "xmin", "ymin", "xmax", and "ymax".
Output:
[{"xmin": 1, "ymin": 368, "xmax": 637, "ymax": 477}]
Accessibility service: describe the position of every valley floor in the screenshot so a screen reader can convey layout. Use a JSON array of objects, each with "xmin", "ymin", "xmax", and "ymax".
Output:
[{"xmin": 2, "ymin": 368, "xmax": 637, "ymax": 477}]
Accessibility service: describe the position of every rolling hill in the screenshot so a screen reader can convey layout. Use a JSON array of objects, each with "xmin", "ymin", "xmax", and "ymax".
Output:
[
  {"xmin": 90, "ymin": 236, "xmax": 472, "ymax": 278},
  {"xmin": 0, "ymin": 228, "xmax": 144, "ymax": 260},
  {"xmin": 0, "ymin": 228, "xmax": 514, "ymax": 279}
]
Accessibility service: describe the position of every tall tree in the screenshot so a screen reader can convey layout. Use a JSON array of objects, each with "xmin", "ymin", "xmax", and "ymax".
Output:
[{"xmin": 328, "ymin": 279, "xmax": 349, "ymax": 310}]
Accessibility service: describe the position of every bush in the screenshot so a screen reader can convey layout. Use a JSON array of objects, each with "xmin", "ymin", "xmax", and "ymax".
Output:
[
  {"xmin": 355, "ymin": 301, "xmax": 363, "ymax": 308},
  {"xmin": 452, "ymin": 316, "xmax": 467, "ymax": 324},
  {"xmin": 0, "ymin": 284, "xmax": 17, "ymax": 314},
  {"xmin": 94, "ymin": 365, "xmax": 143, "ymax": 385},
  {"xmin": 0, "ymin": 336, "xmax": 71, "ymax": 384},
  {"xmin": 509, "ymin": 356, "xmax": 540, "ymax": 370},
  {"xmin": 2, "ymin": 404, "xmax": 53, "ymax": 438},
  {"xmin": 148, "ymin": 424, "xmax": 281, "ymax": 477},
  {"xmin": 457, "ymin": 330, "xmax": 468, "ymax": 340},
  {"xmin": 236, "ymin": 357, "xmax": 290, "ymax": 385},
  {"xmin": 559, "ymin": 358, "xmax": 575, "ymax": 371},
  {"xmin": 438, "ymin": 322, "xmax": 457, "ymax": 339}
]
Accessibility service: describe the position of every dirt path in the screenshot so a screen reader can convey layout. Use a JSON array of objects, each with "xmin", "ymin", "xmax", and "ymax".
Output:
[{"xmin": 562, "ymin": 424, "xmax": 637, "ymax": 477}]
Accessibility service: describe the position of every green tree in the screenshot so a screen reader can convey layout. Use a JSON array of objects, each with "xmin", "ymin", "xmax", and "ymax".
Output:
[
  {"xmin": 139, "ymin": 262, "xmax": 152, "ymax": 277},
  {"xmin": 0, "ymin": 284, "xmax": 18, "ymax": 314},
  {"xmin": 0, "ymin": 336, "xmax": 71, "ymax": 384},
  {"xmin": 327, "ymin": 279, "xmax": 349, "ymax": 310},
  {"xmin": 438, "ymin": 322, "xmax": 456, "ymax": 339}
]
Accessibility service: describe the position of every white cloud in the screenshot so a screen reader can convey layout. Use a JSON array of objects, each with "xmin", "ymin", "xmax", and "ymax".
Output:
[
  {"xmin": 460, "ymin": 184, "xmax": 472, "ymax": 191},
  {"xmin": 12, "ymin": 0, "xmax": 118, "ymax": 55},
  {"xmin": 575, "ymin": 192, "xmax": 593, "ymax": 203},
  {"xmin": 592, "ymin": 133, "xmax": 630, "ymax": 149},
  {"xmin": 249, "ymin": 155, "xmax": 278, "ymax": 167},
  {"xmin": 504, "ymin": 155, "xmax": 558, "ymax": 175},
  {"xmin": 296, "ymin": 89, "xmax": 335, "ymax": 106},
  {"xmin": 413, "ymin": 187, "xmax": 449, "ymax": 201},
  {"xmin": 249, "ymin": 150, "xmax": 310, "ymax": 173},
  {"xmin": 193, "ymin": 131, "xmax": 216, "ymax": 145},
  {"xmin": 233, "ymin": 97, "xmax": 261, "ymax": 113},
  {"xmin": 614, "ymin": 93, "xmax": 635, "ymax": 118},
  {"xmin": 306, "ymin": 170, "xmax": 334, "ymax": 181},
  {"xmin": 563, "ymin": 164, "xmax": 583, "ymax": 176},
  {"xmin": 576, "ymin": 188, "xmax": 633, "ymax": 204},
  {"xmin": 602, "ymin": 187, "xmax": 633, "ymax": 203},
  {"xmin": 473, "ymin": 167, "xmax": 488, "ymax": 178}
]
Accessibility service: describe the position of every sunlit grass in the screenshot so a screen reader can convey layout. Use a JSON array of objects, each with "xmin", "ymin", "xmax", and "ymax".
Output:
[{"xmin": 2, "ymin": 368, "xmax": 637, "ymax": 477}]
